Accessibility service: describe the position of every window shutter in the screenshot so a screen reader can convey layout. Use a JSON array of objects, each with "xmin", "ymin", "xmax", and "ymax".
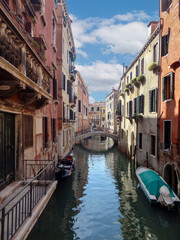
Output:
[
  {"xmin": 142, "ymin": 95, "xmax": 144, "ymax": 114},
  {"xmin": 170, "ymin": 72, "xmax": 174, "ymax": 99},
  {"xmin": 137, "ymin": 96, "xmax": 140, "ymax": 114},
  {"xmin": 162, "ymin": 77, "xmax": 165, "ymax": 101},
  {"xmin": 161, "ymin": 36, "xmax": 165, "ymax": 57},
  {"xmin": 155, "ymin": 88, "xmax": 158, "ymax": 113},
  {"xmin": 127, "ymin": 102, "xmax": 129, "ymax": 116},
  {"xmin": 149, "ymin": 90, "xmax": 152, "ymax": 112}
]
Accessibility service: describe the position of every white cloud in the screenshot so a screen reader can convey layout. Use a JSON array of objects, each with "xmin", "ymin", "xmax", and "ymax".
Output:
[
  {"xmin": 77, "ymin": 49, "xmax": 88, "ymax": 58},
  {"xmin": 70, "ymin": 11, "xmax": 152, "ymax": 56},
  {"xmin": 89, "ymin": 96, "xmax": 95, "ymax": 104},
  {"xmin": 76, "ymin": 61, "xmax": 123, "ymax": 92}
]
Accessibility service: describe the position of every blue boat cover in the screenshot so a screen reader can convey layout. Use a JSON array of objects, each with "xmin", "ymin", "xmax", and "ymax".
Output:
[{"xmin": 139, "ymin": 170, "xmax": 174, "ymax": 197}]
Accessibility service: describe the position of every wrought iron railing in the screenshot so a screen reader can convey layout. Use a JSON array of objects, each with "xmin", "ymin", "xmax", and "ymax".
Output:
[{"xmin": 0, "ymin": 160, "xmax": 55, "ymax": 240}]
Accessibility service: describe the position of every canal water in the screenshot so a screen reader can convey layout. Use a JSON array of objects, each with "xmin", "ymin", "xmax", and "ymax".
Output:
[{"xmin": 28, "ymin": 137, "xmax": 180, "ymax": 240}]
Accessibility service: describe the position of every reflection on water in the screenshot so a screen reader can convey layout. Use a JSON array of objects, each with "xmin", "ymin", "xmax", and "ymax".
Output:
[
  {"xmin": 82, "ymin": 136, "xmax": 114, "ymax": 151},
  {"xmin": 28, "ymin": 144, "xmax": 180, "ymax": 240}
]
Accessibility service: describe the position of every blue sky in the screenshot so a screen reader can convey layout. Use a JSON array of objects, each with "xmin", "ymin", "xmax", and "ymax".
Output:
[{"xmin": 66, "ymin": 0, "xmax": 159, "ymax": 103}]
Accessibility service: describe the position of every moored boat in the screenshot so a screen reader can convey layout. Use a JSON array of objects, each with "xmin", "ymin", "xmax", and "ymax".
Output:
[
  {"xmin": 55, "ymin": 153, "xmax": 75, "ymax": 180},
  {"xmin": 136, "ymin": 167, "xmax": 180, "ymax": 209}
]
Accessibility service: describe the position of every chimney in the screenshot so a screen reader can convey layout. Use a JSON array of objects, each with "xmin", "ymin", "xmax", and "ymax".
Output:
[{"xmin": 147, "ymin": 21, "xmax": 159, "ymax": 38}]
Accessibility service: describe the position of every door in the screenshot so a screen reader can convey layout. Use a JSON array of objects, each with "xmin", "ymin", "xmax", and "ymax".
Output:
[{"xmin": 0, "ymin": 112, "xmax": 15, "ymax": 190}]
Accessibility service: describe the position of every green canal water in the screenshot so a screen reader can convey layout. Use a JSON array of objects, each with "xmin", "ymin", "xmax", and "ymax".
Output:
[{"xmin": 28, "ymin": 137, "xmax": 180, "ymax": 240}]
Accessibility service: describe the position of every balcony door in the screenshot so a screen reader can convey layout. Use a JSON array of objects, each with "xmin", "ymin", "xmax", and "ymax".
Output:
[{"xmin": 0, "ymin": 112, "xmax": 15, "ymax": 190}]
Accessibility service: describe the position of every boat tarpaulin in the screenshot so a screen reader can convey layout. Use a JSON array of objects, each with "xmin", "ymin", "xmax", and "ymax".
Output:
[{"xmin": 139, "ymin": 170, "xmax": 174, "ymax": 197}]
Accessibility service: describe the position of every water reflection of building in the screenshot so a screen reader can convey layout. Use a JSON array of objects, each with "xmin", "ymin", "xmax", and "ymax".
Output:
[
  {"xmin": 82, "ymin": 136, "xmax": 114, "ymax": 152},
  {"xmin": 72, "ymin": 146, "xmax": 89, "ymax": 200}
]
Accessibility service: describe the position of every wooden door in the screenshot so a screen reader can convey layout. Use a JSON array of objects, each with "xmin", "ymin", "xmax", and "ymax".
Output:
[{"xmin": 0, "ymin": 112, "xmax": 15, "ymax": 190}]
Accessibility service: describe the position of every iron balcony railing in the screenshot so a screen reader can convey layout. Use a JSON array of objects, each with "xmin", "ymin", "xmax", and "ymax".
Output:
[{"xmin": 0, "ymin": 160, "xmax": 55, "ymax": 240}]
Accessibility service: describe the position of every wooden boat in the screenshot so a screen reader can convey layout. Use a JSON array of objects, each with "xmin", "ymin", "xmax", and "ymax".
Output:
[
  {"xmin": 136, "ymin": 167, "xmax": 180, "ymax": 209},
  {"xmin": 55, "ymin": 153, "xmax": 75, "ymax": 180}
]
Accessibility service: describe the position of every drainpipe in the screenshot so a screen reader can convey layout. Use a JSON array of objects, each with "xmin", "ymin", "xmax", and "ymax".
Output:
[{"xmin": 157, "ymin": 1, "xmax": 161, "ymax": 173}]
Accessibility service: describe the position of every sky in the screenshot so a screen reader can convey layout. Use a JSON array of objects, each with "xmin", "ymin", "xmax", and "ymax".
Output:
[{"xmin": 66, "ymin": 0, "xmax": 159, "ymax": 103}]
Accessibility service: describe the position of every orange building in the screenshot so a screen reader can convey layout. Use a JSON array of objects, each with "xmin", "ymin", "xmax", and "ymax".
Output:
[
  {"xmin": 159, "ymin": 0, "xmax": 180, "ymax": 196},
  {"xmin": 75, "ymin": 71, "xmax": 89, "ymax": 134}
]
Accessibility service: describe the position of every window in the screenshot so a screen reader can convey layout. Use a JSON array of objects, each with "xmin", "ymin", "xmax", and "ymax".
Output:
[
  {"xmin": 151, "ymin": 135, "xmax": 156, "ymax": 156},
  {"xmin": 161, "ymin": 0, "xmax": 172, "ymax": 12},
  {"xmin": 78, "ymin": 100, "xmax": 81, "ymax": 112},
  {"xmin": 139, "ymin": 133, "xmax": 142, "ymax": 150},
  {"xmin": 161, "ymin": 33, "xmax": 169, "ymax": 57},
  {"xmin": 137, "ymin": 95, "xmax": 144, "ymax": 114},
  {"xmin": 24, "ymin": 115, "xmax": 33, "ymax": 148},
  {"xmin": 43, "ymin": 117, "xmax": 48, "ymax": 149},
  {"xmin": 162, "ymin": 72, "xmax": 174, "ymax": 101},
  {"xmin": 97, "ymin": 107, "xmax": 99, "ymax": 111},
  {"xmin": 153, "ymin": 43, "xmax": 158, "ymax": 63},
  {"xmin": 164, "ymin": 121, "xmax": 171, "ymax": 150},
  {"xmin": 52, "ymin": 15, "xmax": 56, "ymax": 45},
  {"xmin": 53, "ymin": 77, "xmax": 58, "ymax": 100},
  {"xmin": 149, "ymin": 88, "xmax": 158, "ymax": 112},
  {"xmin": 127, "ymin": 76, "xmax": 129, "ymax": 83},
  {"xmin": 91, "ymin": 107, "xmax": 94, "ymax": 111},
  {"xmin": 130, "ymin": 72, "xmax": 132, "ymax": 80},
  {"xmin": 141, "ymin": 58, "xmax": 144, "ymax": 74},
  {"xmin": 129, "ymin": 101, "xmax": 132, "ymax": 117},
  {"xmin": 67, "ymin": 50, "xmax": 68, "ymax": 63},
  {"xmin": 51, "ymin": 118, "xmax": 56, "ymax": 143},
  {"xmin": 117, "ymin": 100, "xmax": 121, "ymax": 116},
  {"xmin": 62, "ymin": 73, "xmax": 66, "ymax": 90},
  {"xmin": 102, "ymin": 117, "xmax": 105, "ymax": 121},
  {"xmin": 136, "ymin": 65, "xmax": 139, "ymax": 77},
  {"xmin": 133, "ymin": 98, "xmax": 137, "ymax": 116}
]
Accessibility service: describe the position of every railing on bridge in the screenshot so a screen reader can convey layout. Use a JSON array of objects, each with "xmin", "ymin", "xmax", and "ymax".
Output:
[{"xmin": 0, "ymin": 160, "xmax": 55, "ymax": 240}]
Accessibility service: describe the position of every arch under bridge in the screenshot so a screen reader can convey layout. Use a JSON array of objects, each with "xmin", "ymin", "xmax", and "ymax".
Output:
[{"xmin": 75, "ymin": 131, "xmax": 118, "ymax": 144}]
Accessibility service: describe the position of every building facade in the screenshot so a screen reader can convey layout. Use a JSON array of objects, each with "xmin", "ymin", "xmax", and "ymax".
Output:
[
  {"xmin": 118, "ymin": 22, "xmax": 159, "ymax": 171},
  {"xmin": 0, "ymin": 0, "xmax": 60, "ymax": 189},
  {"xmin": 105, "ymin": 89, "xmax": 118, "ymax": 133},
  {"xmin": 76, "ymin": 71, "xmax": 89, "ymax": 134},
  {"xmin": 159, "ymin": 0, "xmax": 180, "ymax": 196},
  {"xmin": 56, "ymin": 0, "xmax": 76, "ymax": 159},
  {"xmin": 89, "ymin": 101, "xmax": 105, "ymax": 129}
]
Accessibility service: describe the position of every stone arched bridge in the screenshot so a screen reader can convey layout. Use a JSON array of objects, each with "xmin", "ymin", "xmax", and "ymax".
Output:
[{"xmin": 75, "ymin": 131, "xmax": 118, "ymax": 144}]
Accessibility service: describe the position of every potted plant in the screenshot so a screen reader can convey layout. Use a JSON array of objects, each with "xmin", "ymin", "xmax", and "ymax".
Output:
[
  {"xmin": 124, "ymin": 88, "xmax": 129, "ymax": 93},
  {"xmin": 136, "ymin": 114, "xmax": 143, "ymax": 122},
  {"xmin": 137, "ymin": 74, "xmax": 145, "ymax": 83},
  {"xmin": 148, "ymin": 62, "xmax": 158, "ymax": 71}
]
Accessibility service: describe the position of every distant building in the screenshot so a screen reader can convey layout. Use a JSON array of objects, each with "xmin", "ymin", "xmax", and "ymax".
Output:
[
  {"xmin": 89, "ymin": 102, "xmax": 105, "ymax": 129},
  {"xmin": 105, "ymin": 89, "xmax": 118, "ymax": 133},
  {"xmin": 159, "ymin": 0, "xmax": 180, "ymax": 196},
  {"xmin": 75, "ymin": 71, "xmax": 89, "ymax": 134}
]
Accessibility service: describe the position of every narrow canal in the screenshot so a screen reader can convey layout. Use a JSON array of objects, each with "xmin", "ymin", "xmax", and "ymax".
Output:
[{"xmin": 28, "ymin": 137, "xmax": 180, "ymax": 240}]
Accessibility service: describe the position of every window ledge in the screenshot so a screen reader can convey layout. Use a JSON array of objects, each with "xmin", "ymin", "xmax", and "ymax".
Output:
[
  {"xmin": 163, "ymin": 99, "xmax": 172, "ymax": 103},
  {"xmin": 150, "ymin": 111, "xmax": 157, "ymax": 114},
  {"xmin": 40, "ymin": 13, "xmax": 47, "ymax": 27},
  {"xmin": 150, "ymin": 154, "xmax": 156, "ymax": 158}
]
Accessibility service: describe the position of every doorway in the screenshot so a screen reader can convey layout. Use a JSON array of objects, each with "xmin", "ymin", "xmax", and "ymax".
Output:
[
  {"xmin": 164, "ymin": 164, "xmax": 178, "ymax": 195},
  {"xmin": 0, "ymin": 112, "xmax": 15, "ymax": 190}
]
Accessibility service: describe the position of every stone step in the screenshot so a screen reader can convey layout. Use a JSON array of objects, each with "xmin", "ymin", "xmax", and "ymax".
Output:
[{"xmin": 0, "ymin": 181, "xmax": 23, "ymax": 205}]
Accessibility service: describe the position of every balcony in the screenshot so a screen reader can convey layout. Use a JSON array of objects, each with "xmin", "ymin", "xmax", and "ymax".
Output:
[
  {"xmin": 69, "ymin": 95, "xmax": 77, "ymax": 108},
  {"xmin": 69, "ymin": 66, "xmax": 75, "ymax": 83},
  {"xmin": 0, "ymin": 1, "xmax": 52, "ymax": 109}
]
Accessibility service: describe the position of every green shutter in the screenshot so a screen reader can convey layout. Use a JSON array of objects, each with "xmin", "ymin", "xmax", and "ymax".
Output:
[
  {"xmin": 155, "ymin": 88, "xmax": 158, "ymax": 113},
  {"xmin": 149, "ymin": 90, "xmax": 152, "ymax": 112},
  {"xmin": 170, "ymin": 72, "xmax": 174, "ymax": 99},
  {"xmin": 162, "ymin": 77, "xmax": 165, "ymax": 101},
  {"xmin": 137, "ymin": 96, "xmax": 140, "ymax": 114},
  {"xmin": 161, "ymin": 36, "xmax": 165, "ymax": 57},
  {"xmin": 142, "ymin": 95, "xmax": 144, "ymax": 114}
]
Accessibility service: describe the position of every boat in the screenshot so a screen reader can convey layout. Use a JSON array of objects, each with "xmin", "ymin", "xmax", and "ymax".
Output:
[
  {"xmin": 136, "ymin": 167, "xmax": 180, "ymax": 209},
  {"xmin": 55, "ymin": 153, "xmax": 75, "ymax": 180}
]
